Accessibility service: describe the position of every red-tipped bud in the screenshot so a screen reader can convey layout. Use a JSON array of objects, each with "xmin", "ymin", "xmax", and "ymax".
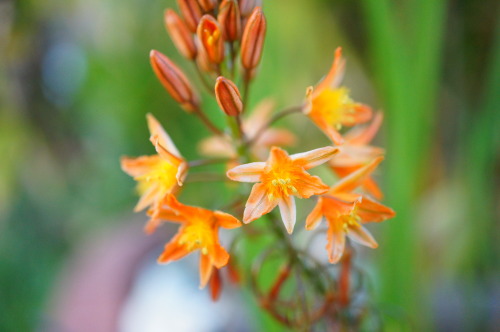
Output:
[
  {"xmin": 150, "ymin": 50, "xmax": 199, "ymax": 112},
  {"xmin": 209, "ymin": 269, "xmax": 222, "ymax": 301},
  {"xmin": 177, "ymin": 0, "xmax": 203, "ymax": 33},
  {"xmin": 215, "ymin": 76, "xmax": 243, "ymax": 116},
  {"xmin": 197, "ymin": 15, "xmax": 225, "ymax": 64},
  {"xmin": 240, "ymin": 7, "xmax": 266, "ymax": 72},
  {"xmin": 164, "ymin": 9, "xmax": 197, "ymax": 60},
  {"xmin": 218, "ymin": 0, "xmax": 242, "ymax": 42},
  {"xmin": 238, "ymin": 0, "xmax": 261, "ymax": 17},
  {"xmin": 197, "ymin": 0, "xmax": 217, "ymax": 12}
]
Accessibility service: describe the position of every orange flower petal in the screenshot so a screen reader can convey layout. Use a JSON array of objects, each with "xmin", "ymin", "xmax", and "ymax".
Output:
[
  {"xmin": 290, "ymin": 146, "xmax": 338, "ymax": 170},
  {"xmin": 226, "ymin": 162, "xmax": 265, "ymax": 182},
  {"xmin": 158, "ymin": 232, "xmax": 190, "ymax": 263},
  {"xmin": 357, "ymin": 196, "xmax": 396, "ymax": 222},
  {"xmin": 146, "ymin": 113, "xmax": 181, "ymax": 157},
  {"xmin": 278, "ymin": 195, "xmax": 296, "ymax": 234},
  {"xmin": 339, "ymin": 103, "xmax": 372, "ymax": 126},
  {"xmin": 315, "ymin": 47, "xmax": 346, "ymax": 93},
  {"xmin": 331, "ymin": 156, "xmax": 384, "ymax": 194},
  {"xmin": 214, "ymin": 211, "xmax": 242, "ymax": 229},
  {"xmin": 121, "ymin": 155, "xmax": 161, "ymax": 177},
  {"xmin": 243, "ymin": 183, "xmax": 278, "ymax": 223},
  {"xmin": 294, "ymin": 171, "xmax": 330, "ymax": 198},
  {"xmin": 346, "ymin": 224, "xmax": 378, "ymax": 248},
  {"xmin": 344, "ymin": 111, "xmax": 383, "ymax": 145},
  {"xmin": 326, "ymin": 222, "xmax": 345, "ymax": 264},
  {"xmin": 134, "ymin": 182, "xmax": 160, "ymax": 212},
  {"xmin": 209, "ymin": 269, "xmax": 222, "ymax": 301},
  {"xmin": 211, "ymin": 243, "xmax": 230, "ymax": 268},
  {"xmin": 305, "ymin": 198, "xmax": 324, "ymax": 230},
  {"xmin": 199, "ymin": 253, "xmax": 213, "ymax": 288},
  {"xmin": 150, "ymin": 135, "xmax": 183, "ymax": 166}
]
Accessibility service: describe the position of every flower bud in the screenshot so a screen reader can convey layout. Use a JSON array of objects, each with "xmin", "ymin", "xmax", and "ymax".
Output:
[
  {"xmin": 197, "ymin": 15, "xmax": 225, "ymax": 64},
  {"xmin": 177, "ymin": 0, "xmax": 202, "ymax": 33},
  {"xmin": 240, "ymin": 6, "xmax": 266, "ymax": 71},
  {"xmin": 215, "ymin": 76, "xmax": 242, "ymax": 116},
  {"xmin": 150, "ymin": 50, "xmax": 199, "ymax": 112},
  {"xmin": 197, "ymin": 0, "xmax": 217, "ymax": 12},
  {"xmin": 164, "ymin": 9, "xmax": 197, "ymax": 60},
  {"xmin": 218, "ymin": 0, "xmax": 242, "ymax": 42}
]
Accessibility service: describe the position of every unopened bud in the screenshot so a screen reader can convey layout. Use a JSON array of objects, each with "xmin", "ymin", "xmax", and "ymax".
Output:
[
  {"xmin": 177, "ymin": 0, "xmax": 203, "ymax": 33},
  {"xmin": 150, "ymin": 50, "xmax": 199, "ymax": 112},
  {"xmin": 215, "ymin": 76, "xmax": 242, "ymax": 116},
  {"xmin": 218, "ymin": 0, "xmax": 242, "ymax": 42},
  {"xmin": 197, "ymin": 15, "xmax": 225, "ymax": 64},
  {"xmin": 209, "ymin": 269, "xmax": 222, "ymax": 301},
  {"xmin": 240, "ymin": 7, "xmax": 266, "ymax": 72},
  {"xmin": 197, "ymin": 0, "xmax": 217, "ymax": 12},
  {"xmin": 164, "ymin": 9, "xmax": 197, "ymax": 60}
]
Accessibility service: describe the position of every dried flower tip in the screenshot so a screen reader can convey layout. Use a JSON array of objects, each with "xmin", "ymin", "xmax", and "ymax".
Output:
[
  {"xmin": 197, "ymin": 0, "xmax": 217, "ymax": 12},
  {"xmin": 150, "ymin": 50, "xmax": 199, "ymax": 112},
  {"xmin": 218, "ymin": 0, "xmax": 242, "ymax": 42},
  {"xmin": 177, "ymin": 0, "xmax": 203, "ymax": 33},
  {"xmin": 197, "ymin": 15, "xmax": 225, "ymax": 64},
  {"xmin": 215, "ymin": 76, "xmax": 243, "ymax": 116},
  {"xmin": 209, "ymin": 269, "xmax": 222, "ymax": 301},
  {"xmin": 238, "ymin": 0, "xmax": 261, "ymax": 17},
  {"xmin": 164, "ymin": 9, "xmax": 197, "ymax": 60},
  {"xmin": 240, "ymin": 6, "xmax": 266, "ymax": 71}
]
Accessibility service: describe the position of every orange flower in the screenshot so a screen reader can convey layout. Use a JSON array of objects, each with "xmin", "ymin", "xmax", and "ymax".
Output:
[
  {"xmin": 304, "ymin": 47, "xmax": 372, "ymax": 144},
  {"xmin": 199, "ymin": 99, "xmax": 296, "ymax": 159},
  {"xmin": 121, "ymin": 114, "xmax": 188, "ymax": 213},
  {"xmin": 227, "ymin": 146, "xmax": 338, "ymax": 233},
  {"xmin": 305, "ymin": 157, "xmax": 395, "ymax": 263},
  {"xmin": 329, "ymin": 112, "xmax": 385, "ymax": 199},
  {"xmin": 154, "ymin": 195, "xmax": 241, "ymax": 288}
]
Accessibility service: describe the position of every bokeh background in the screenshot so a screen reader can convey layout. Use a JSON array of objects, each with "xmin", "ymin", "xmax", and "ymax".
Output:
[{"xmin": 1, "ymin": 0, "xmax": 498, "ymax": 331}]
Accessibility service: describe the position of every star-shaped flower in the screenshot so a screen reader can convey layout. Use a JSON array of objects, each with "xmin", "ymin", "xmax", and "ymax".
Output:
[
  {"xmin": 121, "ymin": 114, "xmax": 188, "ymax": 213},
  {"xmin": 227, "ymin": 146, "xmax": 338, "ymax": 233},
  {"xmin": 306, "ymin": 156, "xmax": 395, "ymax": 263},
  {"xmin": 154, "ymin": 195, "xmax": 241, "ymax": 288},
  {"xmin": 304, "ymin": 47, "xmax": 372, "ymax": 144}
]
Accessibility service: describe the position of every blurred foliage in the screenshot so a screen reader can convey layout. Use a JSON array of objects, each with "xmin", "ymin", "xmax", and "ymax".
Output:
[{"xmin": 0, "ymin": 0, "xmax": 498, "ymax": 331}]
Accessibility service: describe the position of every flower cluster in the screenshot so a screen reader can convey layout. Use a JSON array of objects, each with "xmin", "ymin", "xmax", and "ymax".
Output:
[{"xmin": 121, "ymin": 0, "xmax": 395, "ymax": 326}]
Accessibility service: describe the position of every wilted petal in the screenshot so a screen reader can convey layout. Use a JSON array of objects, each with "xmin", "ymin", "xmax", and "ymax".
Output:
[
  {"xmin": 227, "ymin": 162, "xmax": 265, "ymax": 182},
  {"xmin": 150, "ymin": 135, "xmax": 183, "ymax": 166},
  {"xmin": 347, "ymin": 224, "xmax": 378, "ymax": 248},
  {"xmin": 176, "ymin": 161, "xmax": 189, "ymax": 186},
  {"xmin": 291, "ymin": 146, "xmax": 338, "ymax": 170},
  {"xmin": 305, "ymin": 198, "xmax": 324, "ymax": 230},
  {"xmin": 331, "ymin": 156, "xmax": 384, "ymax": 194},
  {"xmin": 243, "ymin": 183, "xmax": 277, "ymax": 223},
  {"xmin": 278, "ymin": 196, "xmax": 296, "ymax": 234},
  {"xmin": 209, "ymin": 269, "xmax": 222, "ymax": 301}
]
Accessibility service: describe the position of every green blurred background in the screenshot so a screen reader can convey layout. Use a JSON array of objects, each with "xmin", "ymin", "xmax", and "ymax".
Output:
[{"xmin": 0, "ymin": 0, "xmax": 498, "ymax": 330}]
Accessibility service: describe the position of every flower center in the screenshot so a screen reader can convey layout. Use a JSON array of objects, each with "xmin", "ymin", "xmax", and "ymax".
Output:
[
  {"xmin": 311, "ymin": 87, "xmax": 356, "ymax": 128},
  {"xmin": 135, "ymin": 159, "xmax": 178, "ymax": 195},
  {"xmin": 178, "ymin": 221, "xmax": 215, "ymax": 254},
  {"xmin": 261, "ymin": 165, "xmax": 300, "ymax": 201}
]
